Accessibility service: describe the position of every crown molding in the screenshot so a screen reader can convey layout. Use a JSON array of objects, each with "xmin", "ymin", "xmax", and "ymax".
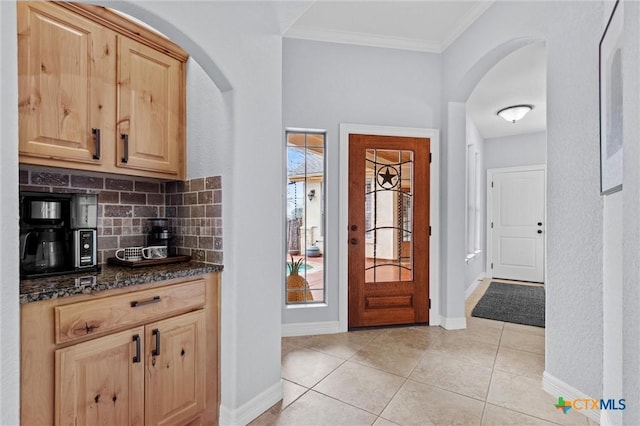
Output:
[
  {"xmin": 284, "ymin": 25, "xmax": 441, "ymax": 53},
  {"xmin": 285, "ymin": 1, "xmax": 494, "ymax": 54},
  {"xmin": 441, "ymin": 0, "xmax": 495, "ymax": 51}
]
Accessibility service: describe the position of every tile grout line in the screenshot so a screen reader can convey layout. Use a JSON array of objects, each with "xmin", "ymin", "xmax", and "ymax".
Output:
[
  {"xmin": 371, "ymin": 330, "xmax": 445, "ymax": 424},
  {"xmin": 481, "ymin": 323, "xmax": 566, "ymax": 425},
  {"xmin": 479, "ymin": 318, "xmax": 505, "ymax": 425}
]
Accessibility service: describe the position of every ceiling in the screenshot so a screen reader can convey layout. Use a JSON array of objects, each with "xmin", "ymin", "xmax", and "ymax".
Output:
[{"xmin": 285, "ymin": 0, "xmax": 546, "ymax": 139}]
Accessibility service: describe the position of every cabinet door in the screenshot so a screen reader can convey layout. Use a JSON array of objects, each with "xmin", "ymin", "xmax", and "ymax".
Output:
[
  {"xmin": 145, "ymin": 310, "xmax": 206, "ymax": 426},
  {"xmin": 117, "ymin": 36, "xmax": 184, "ymax": 178},
  {"xmin": 17, "ymin": 2, "xmax": 115, "ymax": 165},
  {"xmin": 55, "ymin": 327, "xmax": 145, "ymax": 426}
]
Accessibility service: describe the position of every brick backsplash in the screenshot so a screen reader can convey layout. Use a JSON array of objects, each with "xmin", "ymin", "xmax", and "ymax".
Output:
[
  {"xmin": 166, "ymin": 177, "xmax": 223, "ymax": 264},
  {"xmin": 19, "ymin": 167, "xmax": 223, "ymax": 265}
]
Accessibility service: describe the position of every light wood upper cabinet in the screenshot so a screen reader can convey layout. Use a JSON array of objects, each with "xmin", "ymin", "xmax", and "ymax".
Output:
[
  {"xmin": 145, "ymin": 311, "xmax": 206, "ymax": 426},
  {"xmin": 17, "ymin": 1, "xmax": 187, "ymax": 180},
  {"xmin": 55, "ymin": 326, "xmax": 145, "ymax": 426},
  {"xmin": 17, "ymin": 2, "xmax": 115, "ymax": 165},
  {"xmin": 117, "ymin": 37, "xmax": 184, "ymax": 177}
]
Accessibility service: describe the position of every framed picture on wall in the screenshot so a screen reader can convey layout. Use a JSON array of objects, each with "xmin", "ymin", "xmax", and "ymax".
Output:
[{"xmin": 599, "ymin": 0, "xmax": 623, "ymax": 195}]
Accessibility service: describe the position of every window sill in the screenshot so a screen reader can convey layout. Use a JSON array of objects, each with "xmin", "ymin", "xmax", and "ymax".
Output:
[
  {"xmin": 286, "ymin": 302, "xmax": 329, "ymax": 310},
  {"xmin": 465, "ymin": 250, "xmax": 483, "ymax": 264}
]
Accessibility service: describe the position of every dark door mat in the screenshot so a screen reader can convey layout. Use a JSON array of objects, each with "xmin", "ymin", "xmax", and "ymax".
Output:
[{"xmin": 472, "ymin": 282, "xmax": 545, "ymax": 327}]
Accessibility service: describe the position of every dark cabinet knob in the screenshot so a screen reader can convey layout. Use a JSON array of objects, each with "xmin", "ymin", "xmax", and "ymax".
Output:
[
  {"xmin": 350, "ymin": 238, "xmax": 358, "ymax": 245},
  {"xmin": 537, "ymin": 222, "xmax": 543, "ymax": 226},
  {"xmin": 537, "ymin": 230, "xmax": 542, "ymax": 234},
  {"xmin": 350, "ymin": 225, "xmax": 358, "ymax": 232}
]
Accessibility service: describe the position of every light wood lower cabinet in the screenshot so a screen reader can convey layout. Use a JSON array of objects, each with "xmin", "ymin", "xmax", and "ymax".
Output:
[
  {"xmin": 21, "ymin": 273, "xmax": 220, "ymax": 426},
  {"xmin": 145, "ymin": 311, "xmax": 206, "ymax": 426},
  {"xmin": 56, "ymin": 326, "xmax": 145, "ymax": 426}
]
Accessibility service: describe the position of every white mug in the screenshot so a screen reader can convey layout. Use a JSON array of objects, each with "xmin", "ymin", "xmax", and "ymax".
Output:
[
  {"xmin": 115, "ymin": 246, "xmax": 143, "ymax": 261},
  {"xmin": 142, "ymin": 245, "xmax": 168, "ymax": 259}
]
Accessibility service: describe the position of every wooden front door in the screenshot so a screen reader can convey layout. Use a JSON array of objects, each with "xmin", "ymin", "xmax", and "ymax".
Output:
[{"xmin": 348, "ymin": 134, "xmax": 430, "ymax": 327}]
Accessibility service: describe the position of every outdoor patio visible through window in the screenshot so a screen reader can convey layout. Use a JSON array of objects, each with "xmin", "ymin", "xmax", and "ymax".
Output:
[{"xmin": 286, "ymin": 130, "xmax": 326, "ymax": 304}]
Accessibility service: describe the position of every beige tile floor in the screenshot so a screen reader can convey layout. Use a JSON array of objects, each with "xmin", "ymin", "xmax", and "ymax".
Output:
[{"xmin": 251, "ymin": 279, "xmax": 596, "ymax": 426}]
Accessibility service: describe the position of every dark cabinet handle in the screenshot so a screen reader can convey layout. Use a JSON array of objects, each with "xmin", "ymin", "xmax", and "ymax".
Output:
[
  {"xmin": 121, "ymin": 133, "xmax": 129, "ymax": 163},
  {"xmin": 92, "ymin": 128, "xmax": 101, "ymax": 160},
  {"xmin": 537, "ymin": 222, "xmax": 543, "ymax": 226},
  {"xmin": 350, "ymin": 225, "xmax": 358, "ymax": 232},
  {"xmin": 350, "ymin": 238, "xmax": 358, "ymax": 245},
  {"xmin": 130, "ymin": 296, "xmax": 161, "ymax": 308},
  {"xmin": 152, "ymin": 328, "xmax": 160, "ymax": 356},
  {"xmin": 537, "ymin": 230, "xmax": 543, "ymax": 234},
  {"xmin": 132, "ymin": 334, "xmax": 141, "ymax": 363}
]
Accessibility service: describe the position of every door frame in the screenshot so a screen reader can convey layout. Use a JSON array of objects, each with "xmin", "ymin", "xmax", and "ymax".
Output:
[
  {"xmin": 486, "ymin": 164, "xmax": 547, "ymax": 282},
  {"xmin": 339, "ymin": 124, "xmax": 441, "ymax": 331}
]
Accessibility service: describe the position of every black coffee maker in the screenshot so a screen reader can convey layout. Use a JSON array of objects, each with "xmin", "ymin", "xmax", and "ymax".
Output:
[
  {"xmin": 20, "ymin": 198, "xmax": 68, "ymax": 275},
  {"xmin": 147, "ymin": 218, "xmax": 173, "ymax": 256},
  {"xmin": 20, "ymin": 192, "xmax": 98, "ymax": 278}
]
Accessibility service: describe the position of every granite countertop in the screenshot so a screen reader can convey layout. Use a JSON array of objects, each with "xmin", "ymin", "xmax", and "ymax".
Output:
[{"xmin": 20, "ymin": 261, "xmax": 223, "ymax": 304}]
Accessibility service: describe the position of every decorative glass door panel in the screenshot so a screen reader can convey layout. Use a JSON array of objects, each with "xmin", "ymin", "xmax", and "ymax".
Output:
[
  {"xmin": 364, "ymin": 149, "xmax": 414, "ymax": 283},
  {"xmin": 348, "ymin": 134, "xmax": 430, "ymax": 327}
]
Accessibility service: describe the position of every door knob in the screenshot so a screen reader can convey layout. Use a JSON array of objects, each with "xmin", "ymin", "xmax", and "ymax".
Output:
[{"xmin": 350, "ymin": 238, "xmax": 358, "ymax": 245}]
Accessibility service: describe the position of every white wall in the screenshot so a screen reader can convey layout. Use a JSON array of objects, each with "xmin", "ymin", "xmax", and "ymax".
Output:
[
  {"xmin": 0, "ymin": 2, "xmax": 20, "ymax": 424},
  {"xmin": 186, "ymin": 58, "xmax": 231, "ymax": 179},
  {"xmin": 442, "ymin": 102, "xmax": 467, "ymax": 322},
  {"xmin": 484, "ymin": 131, "xmax": 546, "ymax": 170},
  {"xmin": 443, "ymin": 1, "xmax": 604, "ymax": 399},
  {"xmin": 603, "ymin": 192, "xmax": 623, "ymax": 426},
  {"xmin": 282, "ymin": 38, "xmax": 441, "ymax": 325},
  {"xmin": 619, "ymin": 2, "xmax": 640, "ymax": 425},
  {"xmin": 0, "ymin": 1, "xmax": 312, "ymax": 424}
]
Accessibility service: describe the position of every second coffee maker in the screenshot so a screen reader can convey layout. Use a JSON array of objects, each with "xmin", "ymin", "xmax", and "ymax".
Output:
[{"xmin": 146, "ymin": 218, "xmax": 173, "ymax": 256}]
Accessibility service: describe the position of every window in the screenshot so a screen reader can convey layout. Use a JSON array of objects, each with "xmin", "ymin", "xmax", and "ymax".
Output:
[
  {"xmin": 285, "ymin": 130, "xmax": 326, "ymax": 304},
  {"xmin": 466, "ymin": 144, "xmax": 481, "ymax": 257}
]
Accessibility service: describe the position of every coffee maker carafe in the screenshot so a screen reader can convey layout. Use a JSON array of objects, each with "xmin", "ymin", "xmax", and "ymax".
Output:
[{"xmin": 21, "ymin": 227, "xmax": 66, "ymax": 273}]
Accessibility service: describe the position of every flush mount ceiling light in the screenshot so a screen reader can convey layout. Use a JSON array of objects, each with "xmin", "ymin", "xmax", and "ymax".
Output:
[{"xmin": 497, "ymin": 105, "xmax": 534, "ymax": 123}]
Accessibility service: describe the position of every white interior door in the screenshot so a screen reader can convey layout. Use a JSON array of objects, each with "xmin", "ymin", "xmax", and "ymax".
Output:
[{"xmin": 489, "ymin": 167, "xmax": 545, "ymax": 282}]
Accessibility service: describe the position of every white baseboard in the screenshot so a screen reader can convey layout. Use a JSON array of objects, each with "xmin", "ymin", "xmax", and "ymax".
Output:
[
  {"xmin": 219, "ymin": 379, "xmax": 283, "ymax": 426},
  {"xmin": 465, "ymin": 272, "xmax": 487, "ymax": 299},
  {"xmin": 428, "ymin": 312, "xmax": 442, "ymax": 326},
  {"xmin": 441, "ymin": 316, "xmax": 467, "ymax": 330},
  {"xmin": 542, "ymin": 371, "xmax": 599, "ymax": 423},
  {"xmin": 281, "ymin": 321, "xmax": 341, "ymax": 337}
]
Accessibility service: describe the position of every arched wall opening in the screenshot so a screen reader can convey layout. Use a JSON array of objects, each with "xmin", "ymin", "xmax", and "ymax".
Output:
[
  {"xmin": 94, "ymin": 1, "xmax": 232, "ymax": 92},
  {"xmin": 441, "ymin": 36, "xmax": 547, "ymax": 328}
]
